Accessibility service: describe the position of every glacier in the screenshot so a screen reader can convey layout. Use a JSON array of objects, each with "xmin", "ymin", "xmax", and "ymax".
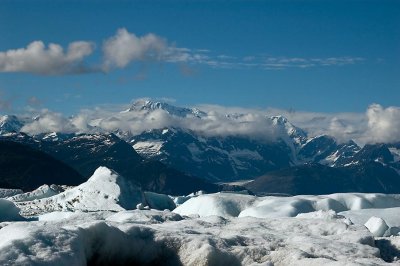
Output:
[{"xmin": 0, "ymin": 166, "xmax": 399, "ymax": 265}]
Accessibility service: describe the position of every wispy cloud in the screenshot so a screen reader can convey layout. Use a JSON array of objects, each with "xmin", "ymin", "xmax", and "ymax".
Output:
[
  {"xmin": 167, "ymin": 49, "xmax": 365, "ymax": 70},
  {"xmin": 261, "ymin": 56, "xmax": 364, "ymax": 69},
  {"xmin": 26, "ymin": 96, "xmax": 43, "ymax": 107}
]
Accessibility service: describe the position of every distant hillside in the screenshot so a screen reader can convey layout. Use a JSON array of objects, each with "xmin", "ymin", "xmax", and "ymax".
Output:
[
  {"xmin": 245, "ymin": 162, "xmax": 400, "ymax": 195},
  {"xmin": 0, "ymin": 141, "xmax": 85, "ymax": 191},
  {"xmin": 1, "ymin": 133, "xmax": 219, "ymax": 195}
]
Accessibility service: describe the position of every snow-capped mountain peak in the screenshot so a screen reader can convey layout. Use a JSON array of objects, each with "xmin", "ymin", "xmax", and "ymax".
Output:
[
  {"xmin": 270, "ymin": 115, "xmax": 307, "ymax": 140},
  {"xmin": 124, "ymin": 99, "xmax": 206, "ymax": 118},
  {"xmin": 270, "ymin": 115, "xmax": 289, "ymax": 125},
  {"xmin": 0, "ymin": 115, "xmax": 24, "ymax": 134}
]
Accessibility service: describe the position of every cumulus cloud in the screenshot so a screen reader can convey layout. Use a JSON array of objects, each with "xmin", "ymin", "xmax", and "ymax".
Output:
[
  {"xmin": 363, "ymin": 104, "xmax": 400, "ymax": 144},
  {"xmin": 71, "ymin": 113, "xmax": 92, "ymax": 133},
  {"xmin": 102, "ymin": 28, "xmax": 168, "ymax": 70},
  {"xmin": 0, "ymin": 41, "xmax": 95, "ymax": 75}
]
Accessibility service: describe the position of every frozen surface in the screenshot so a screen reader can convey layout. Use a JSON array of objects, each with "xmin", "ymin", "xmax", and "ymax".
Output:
[
  {"xmin": 0, "ymin": 209, "xmax": 394, "ymax": 265},
  {"xmin": 174, "ymin": 193, "xmax": 257, "ymax": 217},
  {"xmin": 144, "ymin": 191, "xmax": 176, "ymax": 211},
  {"xmin": 8, "ymin": 184, "xmax": 62, "ymax": 202},
  {"xmin": 174, "ymin": 192, "xmax": 400, "ymax": 218},
  {"xmin": 340, "ymin": 207, "xmax": 400, "ymax": 237},
  {"xmin": 364, "ymin": 216, "xmax": 389, "ymax": 237},
  {"xmin": 340, "ymin": 207, "xmax": 400, "ymax": 228},
  {"xmin": 3, "ymin": 183, "xmax": 400, "ymax": 265}
]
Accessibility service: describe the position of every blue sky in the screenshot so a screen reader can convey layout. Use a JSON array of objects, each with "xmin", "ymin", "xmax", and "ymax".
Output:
[{"xmin": 0, "ymin": 0, "xmax": 399, "ymax": 114}]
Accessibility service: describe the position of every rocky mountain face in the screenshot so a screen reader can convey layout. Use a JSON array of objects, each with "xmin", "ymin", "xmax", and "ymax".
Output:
[
  {"xmin": 0, "ymin": 115, "xmax": 25, "ymax": 135},
  {"xmin": 128, "ymin": 128, "xmax": 371, "ymax": 182},
  {"xmin": 131, "ymin": 128, "xmax": 292, "ymax": 181}
]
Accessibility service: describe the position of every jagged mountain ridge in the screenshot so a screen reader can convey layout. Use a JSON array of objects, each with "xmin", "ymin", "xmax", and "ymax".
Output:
[{"xmin": 131, "ymin": 127, "xmax": 293, "ymax": 181}]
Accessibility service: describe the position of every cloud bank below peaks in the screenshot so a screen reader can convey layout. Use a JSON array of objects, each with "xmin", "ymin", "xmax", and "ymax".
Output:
[
  {"xmin": 21, "ymin": 110, "xmax": 78, "ymax": 134},
  {"xmin": 18, "ymin": 101, "xmax": 400, "ymax": 145}
]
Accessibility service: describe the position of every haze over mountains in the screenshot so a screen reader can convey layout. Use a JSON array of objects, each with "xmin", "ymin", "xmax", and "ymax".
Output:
[{"xmin": 0, "ymin": 99, "xmax": 399, "ymax": 195}]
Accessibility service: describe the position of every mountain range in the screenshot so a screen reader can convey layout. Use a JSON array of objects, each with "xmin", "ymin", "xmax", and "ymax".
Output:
[{"xmin": 0, "ymin": 100, "xmax": 399, "ymax": 195}]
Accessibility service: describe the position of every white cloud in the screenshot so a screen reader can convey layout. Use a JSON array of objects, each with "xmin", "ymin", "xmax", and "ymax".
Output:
[
  {"xmin": 20, "ymin": 101, "xmax": 400, "ymax": 145},
  {"xmin": 0, "ymin": 28, "xmax": 366, "ymax": 75},
  {"xmin": 21, "ymin": 110, "xmax": 77, "ymax": 134},
  {"xmin": 102, "ymin": 28, "xmax": 168, "ymax": 70},
  {"xmin": 195, "ymin": 104, "xmax": 368, "ymax": 144},
  {"xmin": 0, "ymin": 41, "xmax": 95, "ymax": 75},
  {"xmin": 362, "ymin": 104, "xmax": 400, "ymax": 144},
  {"xmin": 261, "ymin": 56, "xmax": 364, "ymax": 70},
  {"xmin": 59, "ymin": 103, "xmax": 277, "ymax": 141}
]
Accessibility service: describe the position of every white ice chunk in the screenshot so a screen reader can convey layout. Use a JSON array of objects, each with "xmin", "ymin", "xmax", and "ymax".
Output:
[
  {"xmin": 364, "ymin": 216, "xmax": 389, "ymax": 237},
  {"xmin": 144, "ymin": 191, "xmax": 176, "ymax": 211}
]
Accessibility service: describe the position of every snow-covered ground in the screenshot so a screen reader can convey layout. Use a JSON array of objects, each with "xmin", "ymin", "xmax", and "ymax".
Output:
[
  {"xmin": 7, "ymin": 184, "xmax": 63, "ymax": 202},
  {"xmin": 0, "ymin": 166, "xmax": 399, "ymax": 265},
  {"xmin": 14, "ymin": 167, "xmax": 143, "ymax": 216}
]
